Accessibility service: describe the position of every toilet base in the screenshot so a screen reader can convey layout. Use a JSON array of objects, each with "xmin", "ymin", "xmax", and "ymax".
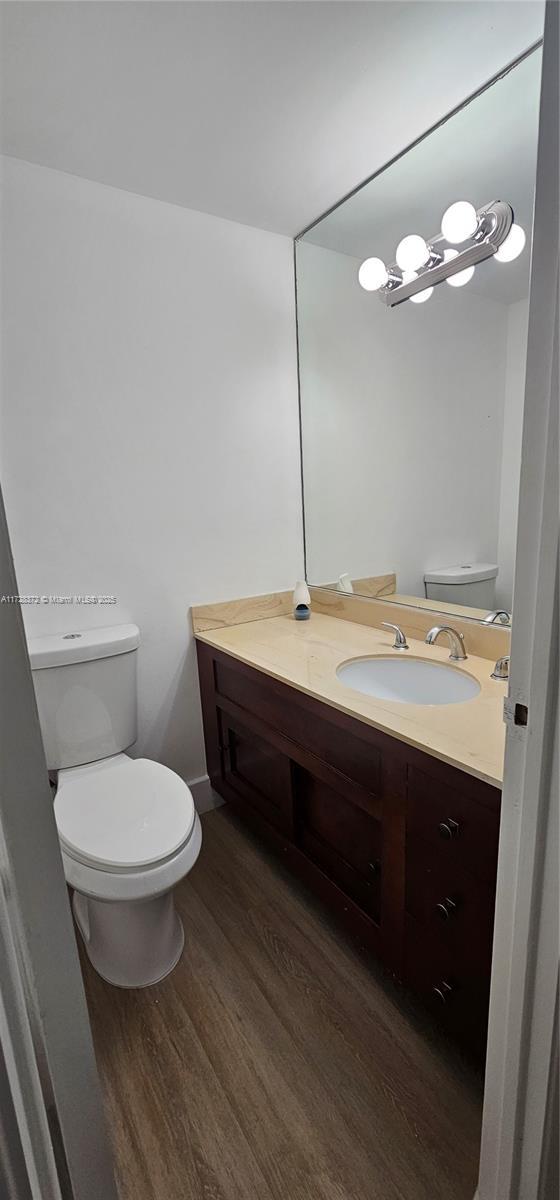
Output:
[{"xmin": 73, "ymin": 889, "xmax": 184, "ymax": 988}]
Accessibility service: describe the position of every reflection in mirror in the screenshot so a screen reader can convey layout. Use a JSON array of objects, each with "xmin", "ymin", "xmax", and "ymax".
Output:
[{"xmin": 296, "ymin": 48, "xmax": 542, "ymax": 626}]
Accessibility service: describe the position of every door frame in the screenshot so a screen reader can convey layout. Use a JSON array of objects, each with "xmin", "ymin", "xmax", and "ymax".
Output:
[
  {"xmin": 0, "ymin": 480, "xmax": 118, "ymax": 1200},
  {"xmin": 477, "ymin": 2, "xmax": 559, "ymax": 1196}
]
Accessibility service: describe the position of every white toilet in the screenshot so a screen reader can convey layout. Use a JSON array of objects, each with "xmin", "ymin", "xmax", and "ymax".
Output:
[
  {"xmin": 29, "ymin": 623, "xmax": 202, "ymax": 989},
  {"xmin": 424, "ymin": 562, "xmax": 498, "ymax": 608}
]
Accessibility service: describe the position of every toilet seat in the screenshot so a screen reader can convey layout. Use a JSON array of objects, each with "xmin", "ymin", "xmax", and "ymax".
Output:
[
  {"xmin": 59, "ymin": 813, "xmax": 202, "ymax": 904},
  {"xmin": 55, "ymin": 754, "xmax": 195, "ymax": 872}
]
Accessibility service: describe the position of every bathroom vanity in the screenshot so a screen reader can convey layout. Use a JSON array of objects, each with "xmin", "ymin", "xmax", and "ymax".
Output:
[{"xmin": 195, "ymin": 607, "xmax": 505, "ymax": 1059}]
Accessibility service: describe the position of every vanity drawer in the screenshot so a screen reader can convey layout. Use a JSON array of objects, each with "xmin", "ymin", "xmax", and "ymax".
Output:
[
  {"xmin": 406, "ymin": 766, "xmax": 500, "ymax": 884},
  {"xmin": 214, "ymin": 660, "xmax": 382, "ymax": 798},
  {"xmin": 404, "ymin": 915, "xmax": 491, "ymax": 1056},
  {"xmin": 220, "ymin": 714, "xmax": 294, "ymax": 836},
  {"xmin": 406, "ymin": 847, "xmax": 495, "ymax": 973},
  {"xmin": 295, "ymin": 770, "xmax": 382, "ymax": 922}
]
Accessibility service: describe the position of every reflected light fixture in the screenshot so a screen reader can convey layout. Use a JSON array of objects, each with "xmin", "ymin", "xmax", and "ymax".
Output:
[
  {"xmin": 358, "ymin": 256, "xmax": 389, "ymax": 290},
  {"xmin": 358, "ymin": 199, "xmax": 524, "ymax": 307},
  {"xmin": 441, "ymin": 201, "xmax": 478, "ymax": 244},
  {"xmin": 410, "ymin": 286, "xmax": 434, "ymax": 304},
  {"xmin": 401, "ymin": 269, "xmax": 433, "ymax": 304},
  {"xmin": 444, "ymin": 248, "xmax": 475, "ymax": 288},
  {"xmin": 395, "ymin": 234, "xmax": 430, "ymax": 273},
  {"xmin": 494, "ymin": 223, "xmax": 526, "ymax": 263}
]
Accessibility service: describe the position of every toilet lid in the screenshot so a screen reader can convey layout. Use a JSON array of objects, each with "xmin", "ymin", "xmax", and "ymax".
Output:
[
  {"xmin": 55, "ymin": 756, "xmax": 196, "ymax": 870},
  {"xmin": 424, "ymin": 562, "xmax": 498, "ymax": 585}
]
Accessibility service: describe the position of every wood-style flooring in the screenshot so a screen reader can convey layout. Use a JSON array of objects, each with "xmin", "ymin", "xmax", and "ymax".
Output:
[{"xmin": 81, "ymin": 807, "xmax": 483, "ymax": 1200}]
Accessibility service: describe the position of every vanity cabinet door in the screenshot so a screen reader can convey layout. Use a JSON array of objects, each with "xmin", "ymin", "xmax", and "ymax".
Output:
[
  {"xmin": 294, "ymin": 770, "xmax": 382, "ymax": 923},
  {"xmin": 220, "ymin": 713, "xmax": 294, "ymax": 837}
]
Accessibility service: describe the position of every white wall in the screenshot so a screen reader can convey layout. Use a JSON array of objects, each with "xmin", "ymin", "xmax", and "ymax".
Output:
[
  {"xmin": 496, "ymin": 298, "xmax": 529, "ymax": 608},
  {"xmin": 0, "ymin": 157, "xmax": 303, "ymax": 791},
  {"xmin": 298, "ymin": 240, "xmax": 509, "ymax": 597},
  {"xmin": 0, "ymin": 2, "xmax": 545, "ymax": 237}
]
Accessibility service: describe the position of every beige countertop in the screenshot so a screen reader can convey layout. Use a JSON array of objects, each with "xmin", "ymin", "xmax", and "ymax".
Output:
[{"xmin": 195, "ymin": 612, "xmax": 506, "ymax": 789}]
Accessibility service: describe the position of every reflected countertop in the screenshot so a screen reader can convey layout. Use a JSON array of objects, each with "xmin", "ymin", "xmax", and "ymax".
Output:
[{"xmin": 195, "ymin": 612, "xmax": 506, "ymax": 788}]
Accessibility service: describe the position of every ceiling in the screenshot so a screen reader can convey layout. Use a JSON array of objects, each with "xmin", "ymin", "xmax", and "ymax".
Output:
[
  {"xmin": 303, "ymin": 47, "xmax": 542, "ymax": 305},
  {"xmin": 0, "ymin": 2, "xmax": 544, "ymax": 238}
]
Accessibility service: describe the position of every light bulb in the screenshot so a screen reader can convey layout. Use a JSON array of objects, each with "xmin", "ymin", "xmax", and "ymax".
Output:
[
  {"xmin": 401, "ymin": 269, "xmax": 433, "ymax": 304},
  {"xmin": 447, "ymin": 266, "xmax": 475, "ymax": 288},
  {"xmin": 410, "ymin": 285, "xmax": 434, "ymax": 304},
  {"xmin": 494, "ymin": 223, "xmax": 526, "ymax": 263},
  {"xmin": 358, "ymin": 256, "xmax": 388, "ymax": 291},
  {"xmin": 395, "ymin": 234, "xmax": 429, "ymax": 273},
  {"xmin": 444, "ymin": 248, "xmax": 475, "ymax": 288},
  {"xmin": 441, "ymin": 201, "xmax": 478, "ymax": 244}
]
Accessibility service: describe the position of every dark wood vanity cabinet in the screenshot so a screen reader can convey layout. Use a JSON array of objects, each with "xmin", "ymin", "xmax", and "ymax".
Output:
[{"xmin": 197, "ymin": 642, "xmax": 501, "ymax": 1058}]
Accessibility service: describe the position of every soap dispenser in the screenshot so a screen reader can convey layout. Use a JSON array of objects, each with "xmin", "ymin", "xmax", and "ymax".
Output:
[{"xmin": 293, "ymin": 580, "xmax": 311, "ymax": 621}]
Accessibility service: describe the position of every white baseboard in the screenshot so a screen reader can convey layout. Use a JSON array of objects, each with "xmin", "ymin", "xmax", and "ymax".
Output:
[{"xmin": 188, "ymin": 774, "xmax": 225, "ymax": 815}]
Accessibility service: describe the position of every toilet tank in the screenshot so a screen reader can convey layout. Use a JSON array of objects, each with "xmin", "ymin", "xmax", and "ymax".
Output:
[
  {"xmin": 28, "ymin": 624, "xmax": 140, "ymax": 770},
  {"xmin": 424, "ymin": 563, "xmax": 498, "ymax": 609}
]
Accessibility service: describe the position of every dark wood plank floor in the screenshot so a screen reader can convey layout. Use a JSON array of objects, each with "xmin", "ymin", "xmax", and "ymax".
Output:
[{"xmin": 81, "ymin": 807, "xmax": 483, "ymax": 1200}]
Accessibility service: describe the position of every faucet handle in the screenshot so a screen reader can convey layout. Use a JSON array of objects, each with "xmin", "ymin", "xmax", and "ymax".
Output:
[
  {"xmin": 382, "ymin": 622, "xmax": 409, "ymax": 650},
  {"xmin": 491, "ymin": 655, "xmax": 510, "ymax": 680}
]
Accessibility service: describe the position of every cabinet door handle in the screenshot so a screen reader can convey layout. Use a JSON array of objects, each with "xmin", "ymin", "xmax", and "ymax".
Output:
[
  {"xmin": 368, "ymin": 859, "xmax": 381, "ymax": 875},
  {"xmin": 432, "ymin": 980, "xmax": 453, "ymax": 1005},
  {"xmin": 435, "ymin": 897, "xmax": 457, "ymax": 920},
  {"xmin": 438, "ymin": 818, "xmax": 460, "ymax": 840}
]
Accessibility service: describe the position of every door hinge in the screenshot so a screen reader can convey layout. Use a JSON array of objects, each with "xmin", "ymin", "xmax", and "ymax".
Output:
[{"xmin": 503, "ymin": 697, "xmax": 529, "ymax": 728}]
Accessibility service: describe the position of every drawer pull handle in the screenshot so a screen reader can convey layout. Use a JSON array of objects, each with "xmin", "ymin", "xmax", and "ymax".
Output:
[
  {"xmin": 438, "ymin": 818, "xmax": 460, "ymax": 840},
  {"xmin": 432, "ymin": 980, "xmax": 453, "ymax": 1005},
  {"xmin": 435, "ymin": 897, "xmax": 457, "ymax": 920}
]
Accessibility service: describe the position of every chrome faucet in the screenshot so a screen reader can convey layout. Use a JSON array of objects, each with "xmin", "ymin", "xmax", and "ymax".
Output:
[
  {"xmin": 491, "ymin": 655, "xmax": 510, "ymax": 680},
  {"xmin": 483, "ymin": 610, "xmax": 511, "ymax": 625},
  {"xmin": 425, "ymin": 625, "xmax": 467, "ymax": 661},
  {"xmin": 382, "ymin": 621, "xmax": 409, "ymax": 650}
]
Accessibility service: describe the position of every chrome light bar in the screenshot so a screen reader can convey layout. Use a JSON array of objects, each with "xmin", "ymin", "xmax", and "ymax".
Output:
[{"xmin": 379, "ymin": 200, "xmax": 513, "ymax": 306}]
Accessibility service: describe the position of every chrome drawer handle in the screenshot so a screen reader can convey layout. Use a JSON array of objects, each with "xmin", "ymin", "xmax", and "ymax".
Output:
[
  {"xmin": 435, "ymin": 897, "xmax": 457, "ymax": 920},
  {"xmin": 432, "ymin": 980, "xmax": 453, "ymax": 1005},
  {"xmin": 438, "ymin": 818, "xmax": 460, "ymax": 840}
]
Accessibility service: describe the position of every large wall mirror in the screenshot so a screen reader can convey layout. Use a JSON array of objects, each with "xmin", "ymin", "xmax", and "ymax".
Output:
[{"xmin": 296, "ymin": 47, "xmax": 542, "ymax": 626}]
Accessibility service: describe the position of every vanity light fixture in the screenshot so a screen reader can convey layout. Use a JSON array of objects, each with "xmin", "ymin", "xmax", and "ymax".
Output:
[
  {"xmin": 395, "ymin": 234, "xmax": 430, "ymax": 273},
  {"xmin": 402, "ymin": 269, "xmax": 433, "ymax": 302},
  {"xmin": 444, "ymin": 249, "xmax": 475, "ymax": 288},
  {"xmin": 440, "ymin": 200, "xmax": 478, "ymax": 244},
  {"xmin": 494, "ymin": 222, "xmax": 526, "ymax": 263},
  {"xmin": 358, "ymin": 256, "xmax": 389, "ymax": 291},
  {"xmin": 410, "ymin": 283, "xmax": 434, "ymax": 304},
  {"xmin": 358, "ymin": 199, "xmax": 526, "ymax": 307}
]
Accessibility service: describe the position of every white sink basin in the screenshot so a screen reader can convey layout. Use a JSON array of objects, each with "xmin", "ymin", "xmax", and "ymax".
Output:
[{"xmin": 336, "ymin": 656, "xmax": 481, "ymax": 705}]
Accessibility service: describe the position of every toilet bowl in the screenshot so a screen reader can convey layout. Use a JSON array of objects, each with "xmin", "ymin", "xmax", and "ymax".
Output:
[
  {"xmin": 28, "ymin": 623, "xmax": 203, "ymax": 988},
  {"xmin": 55, "ymin": 754, "xmax": 202, "ymax": 987}
]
